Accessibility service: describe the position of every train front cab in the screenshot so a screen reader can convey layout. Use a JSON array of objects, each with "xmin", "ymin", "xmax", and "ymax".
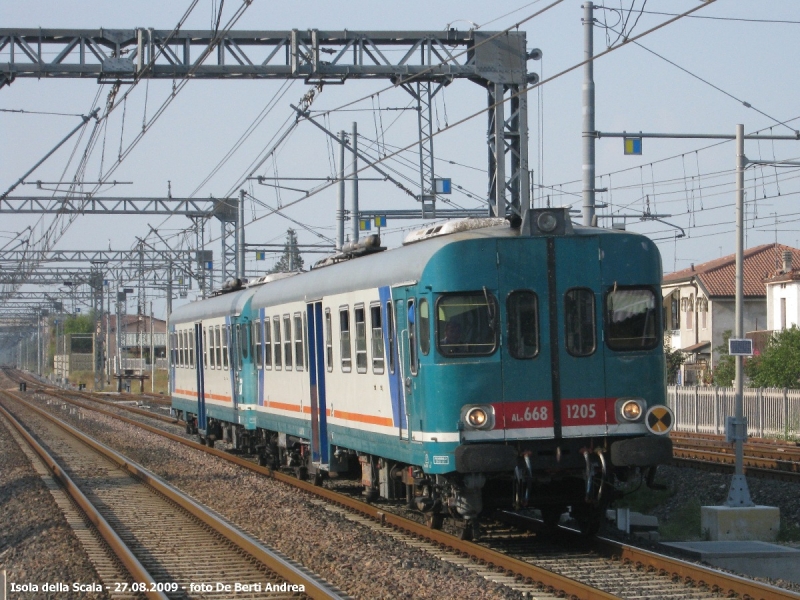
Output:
[{"xmin": 417, "ymin": 210, "xmax": 673, "ymax": 535}]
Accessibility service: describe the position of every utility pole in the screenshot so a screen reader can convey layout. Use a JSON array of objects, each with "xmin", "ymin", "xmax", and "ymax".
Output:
[
  {"xmin": 582, "ymin": 2, "xmax": 596, "ymax": 227},
  {"xmin": 726, "ymin": 123, "xmax": 754, "ymax": 507}
]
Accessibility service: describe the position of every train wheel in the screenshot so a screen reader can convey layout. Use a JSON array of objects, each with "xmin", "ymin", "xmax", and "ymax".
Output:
[{"xmin": 425, "ymin": 512, "xmax": 444, "ymax": 530}]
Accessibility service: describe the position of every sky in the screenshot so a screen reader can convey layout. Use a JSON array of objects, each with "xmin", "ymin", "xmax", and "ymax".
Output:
[{"xmin": 2, "ymin": 0, "xmax": 800, "ymax": 324}]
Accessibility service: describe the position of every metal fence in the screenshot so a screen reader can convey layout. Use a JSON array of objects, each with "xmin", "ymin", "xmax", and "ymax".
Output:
[
  {"xmin": 667, "ymin": 385, "xmax": 800, "ymax": 439},
  {"xmin": 116, "ymin": 357, "xmax": 169, "ymax": 372}
]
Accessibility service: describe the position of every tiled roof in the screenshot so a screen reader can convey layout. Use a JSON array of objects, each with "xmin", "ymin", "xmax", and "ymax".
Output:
[{"xmin": 663, "ymin": 244, "xmax": 800, "ymax": 297}]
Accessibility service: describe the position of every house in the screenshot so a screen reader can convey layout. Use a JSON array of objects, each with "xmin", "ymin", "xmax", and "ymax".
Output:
[
  {"xmin": 765, "ymin": 250, "xmax": 800, "ymax": 331},
  {"xmin": 661, "ymin": 243, "xmax": 800, "ymax": 384}
]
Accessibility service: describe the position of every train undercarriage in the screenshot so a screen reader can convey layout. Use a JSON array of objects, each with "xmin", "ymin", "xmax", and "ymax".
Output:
[{"xmin": 179, "ymin": 412, "xmax": 670, "ymax": 540}]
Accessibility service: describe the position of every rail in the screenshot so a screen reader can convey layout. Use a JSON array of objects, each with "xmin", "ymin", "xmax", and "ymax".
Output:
[{"xmin": 19, "ymin": 377, "xmax": 800, "ymax": 600}]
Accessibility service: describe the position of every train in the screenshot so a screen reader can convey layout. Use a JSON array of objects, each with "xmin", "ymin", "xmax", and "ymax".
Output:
[{"xmin": 169, "ymin": 207, "xmax": 673, "ymax": 539}]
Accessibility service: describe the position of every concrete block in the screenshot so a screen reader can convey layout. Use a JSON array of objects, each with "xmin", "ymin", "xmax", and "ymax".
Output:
[
  {"xmin": 663, "ymin": 541, "xmax": 800, "ymax": 583},
  {"xmin": 700, "ymin": 505, "xmax": 780, "ymax": 541}
]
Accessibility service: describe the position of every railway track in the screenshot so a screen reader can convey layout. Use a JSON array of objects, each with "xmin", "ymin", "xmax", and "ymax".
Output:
[
  {"xmin": 0, "ymin": 389, "xmax": 345, "ymax": 600},
  {"xmin": 671, "ymin": 431, "xmax": 800, "ymax": 482},
  {"xmin": 6, "ymin": 371, "xmax": 798, "ymax": 600}
]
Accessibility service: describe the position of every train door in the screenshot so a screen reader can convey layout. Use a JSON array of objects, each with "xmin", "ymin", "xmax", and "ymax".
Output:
[
  {"xmin": 194, "ymin": 322, "xmax": 207, "ymax": 431},
  {"xmin": 554, "ymin": 236, "xmax": 607, "ymax": 438},
  {"xmin": 497, "ymin": 238, "xmax": 555, "ymax": 440},
  {"xmin": 306, "ymin": 301, "xmax": 329, "ymax": 465},
  {"xmin": 379, "ymin": 286, "xmax": 407, "ymax": 440},
  {"xmin": 394, "ymin": 287, "xmax": 416, "ymax": 441},
  {"xmin": 226, "ymin": 319, "xmax": 239, "ymax": 411}
]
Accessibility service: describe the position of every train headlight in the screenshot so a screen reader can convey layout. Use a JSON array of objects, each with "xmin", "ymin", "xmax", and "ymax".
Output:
[
  {"xmin": 463, "ymin": 406, "xmax": 494, "ymax": 430},
  {"xmin": 618, "ymin": 398, "xmax": 645, "ymax": 422},
  {"xmin": 537, "ymin": 211, "xmax": 559, "ymax": 233}
]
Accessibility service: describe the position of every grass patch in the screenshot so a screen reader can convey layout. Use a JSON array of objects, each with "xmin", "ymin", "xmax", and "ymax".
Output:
[
  {"xmin": 659, "ymin": 498, "xmax": 704, "ymax": 541},
  {"xmin": 778, "ymin": 521, "xmax": 800, "ymax": 542},
  {"xmin": 615, "ymin": 478, "xmax": 674, "ymax": 514}
]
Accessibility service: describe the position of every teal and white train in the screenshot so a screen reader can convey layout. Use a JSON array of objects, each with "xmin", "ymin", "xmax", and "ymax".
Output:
[{"xmin": 170, "ymin": 208, "xmax": 673, "ymax": 537}]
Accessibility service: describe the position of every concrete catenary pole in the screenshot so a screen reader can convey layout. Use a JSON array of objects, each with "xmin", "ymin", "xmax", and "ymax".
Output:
[
  {"xmin": 351, "ymin": 122, "xmax": 359, "ymax": 243},
  {"xmin": 337, "ymin": 130, "xmax": 346, "ymax": 250},
  {"xmin": 237, "ymin": 189, "xmax": 246, "ymax": 279},
  {"xmin": 581, "ymin": 2, "xmax": 596, "ymax": 227},
  {"xmin": 726, "ymin": 123, "xmax": 754, "ymax": 507}
]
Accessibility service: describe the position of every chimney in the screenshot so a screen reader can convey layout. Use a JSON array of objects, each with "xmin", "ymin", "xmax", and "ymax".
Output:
[
  {"xmin": 690, "ymin": 263, "xmax": 694, "ymax": 272},
  {"xmin": 783, "ymin": 250, "xmax": 793, "ymax": 274}
]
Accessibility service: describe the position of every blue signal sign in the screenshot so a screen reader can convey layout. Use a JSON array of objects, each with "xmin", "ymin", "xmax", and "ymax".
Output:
[{"xmin": 624, "ymin": 136, "xmax": 642, "ymax": 155}]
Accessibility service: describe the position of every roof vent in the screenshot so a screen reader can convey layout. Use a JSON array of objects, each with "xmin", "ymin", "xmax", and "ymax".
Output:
[{"xmin": 402, "ymin": 217, "xmax": 507, "ymax": 245}]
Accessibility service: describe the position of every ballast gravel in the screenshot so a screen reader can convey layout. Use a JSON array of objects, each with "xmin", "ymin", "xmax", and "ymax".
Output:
[
  {"xmin": 5, "ymin": 393, "xmax": 524, "ymax": 600},
  {"xmin": 0, "ymin": 402, "xmax": 109, "ymax": 600}
]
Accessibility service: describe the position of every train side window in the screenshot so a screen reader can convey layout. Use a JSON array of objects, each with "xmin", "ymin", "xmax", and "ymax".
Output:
[
  {"xmin": 283, "ymin": 315, "xmax": 293, "ymax": 370},
  {"xmin": 325, "ymin": 309, "xmax": 333, "ymax": 372},
  {"xmin": 208, "ymin": 327, "xmax": 215, "ymax": 369},
  {"xmin": 263, "ymin": 319, "xmax": 272, "ymax": 370},
  {"xmin": 507, "ymin": 291, "xmax": 539, "ymax": 359},
  {"xmin": 340, "ymin": 307, "xmax": 352, "ymax": 372},
  {"xmin": 253, "ymin": 320, "xmax": 263, "ymax": 369},
  {"xmin": 202, "ymin": 328, "xmax": 208, "ymax": 369},
  {"xmin": 354, "ymin": 305, "xmax": 367, "ymax": 374},
  {"xmin": 237, "ymin": 323, "xmax": 248, "ymax": 371},
  {"xmin": 273, "ymin": 317, "xmax": 282, "ymax": 370},
  {"xmin": 386, "ymin": 302, "xmax": 395, "ymax": 375},
  {"xmin": 418, "ymin": 298, "xmax": 430, "ymax": 355},
  {"xmin": 565, "ymin": 288, "xmax": 596, "ymax": 357},
  {"xmin": 294, "ymin": 313, "xmax": 304, "ymax": 371},
  {"xmin": 189, "ymin": 330, "xmax": 195, "ymax": 368},
  {"xmin": 176, "ymin": 331, "xmax": 182, "ymax": 367},
  {"xmin": 605, "ymin": 287, "xmax": 659, "ymax": 351},
  {"xmin": 436, "ymin": 292, "xmax": 499, "ymax": 356},
  {"xmin": 408, "ymin": 299, "xmax": 418, "ymax": 375},
  {"xmin": 182, "ymin": 330, "xmax": 188, "ymax": 367},
  {"xmin": 216, "ymin": 325, "xmax": 224, "ymax": 369},
  {"xmin": 370, "ymin": 303, "xmax": 384, "ymax": 374}
]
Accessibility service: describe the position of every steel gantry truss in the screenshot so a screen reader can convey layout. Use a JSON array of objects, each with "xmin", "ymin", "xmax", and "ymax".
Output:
[{"xmin": 1, "ymin": 28, "xmax": 534, "ymax": 218}]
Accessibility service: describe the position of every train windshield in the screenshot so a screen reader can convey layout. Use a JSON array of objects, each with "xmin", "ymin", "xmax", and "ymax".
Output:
[
  {"xmin": 436, "ymin": 292, "xmax": 498, "ymax": 356},
  {"xmin": 605, "ymin": 287, "xmax": 659, "ymax": 351}
]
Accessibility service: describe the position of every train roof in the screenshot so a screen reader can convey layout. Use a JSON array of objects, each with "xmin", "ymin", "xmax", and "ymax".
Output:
[
  {"xmin": 169, "ymin": 285, "xmax": 257, "ymax": 323},
  {"xmin": 170, "ymin": 216, "xmax": 652, "ymax": 323}
]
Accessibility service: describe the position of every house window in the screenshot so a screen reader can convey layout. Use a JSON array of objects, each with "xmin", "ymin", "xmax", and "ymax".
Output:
[
  {"xmin": 670, "ymin": 295, "xmax": 680, "ymax": 330},
  {"xmin": 781, "ymin": 297, "xmax": 787, "ymax": 330}
]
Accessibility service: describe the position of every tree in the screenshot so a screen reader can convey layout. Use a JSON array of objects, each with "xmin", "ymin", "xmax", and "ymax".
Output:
[
  {"xmin": 270, "ymin": 228, "xmax": 304, "ymax": 273},
  {"xmin": 746, "ymin": 326, "xmax": 800, "ymax": 389},
  {"xmin": 712, "ymin": 330, "xmax": 736, "ymax": 387}
]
